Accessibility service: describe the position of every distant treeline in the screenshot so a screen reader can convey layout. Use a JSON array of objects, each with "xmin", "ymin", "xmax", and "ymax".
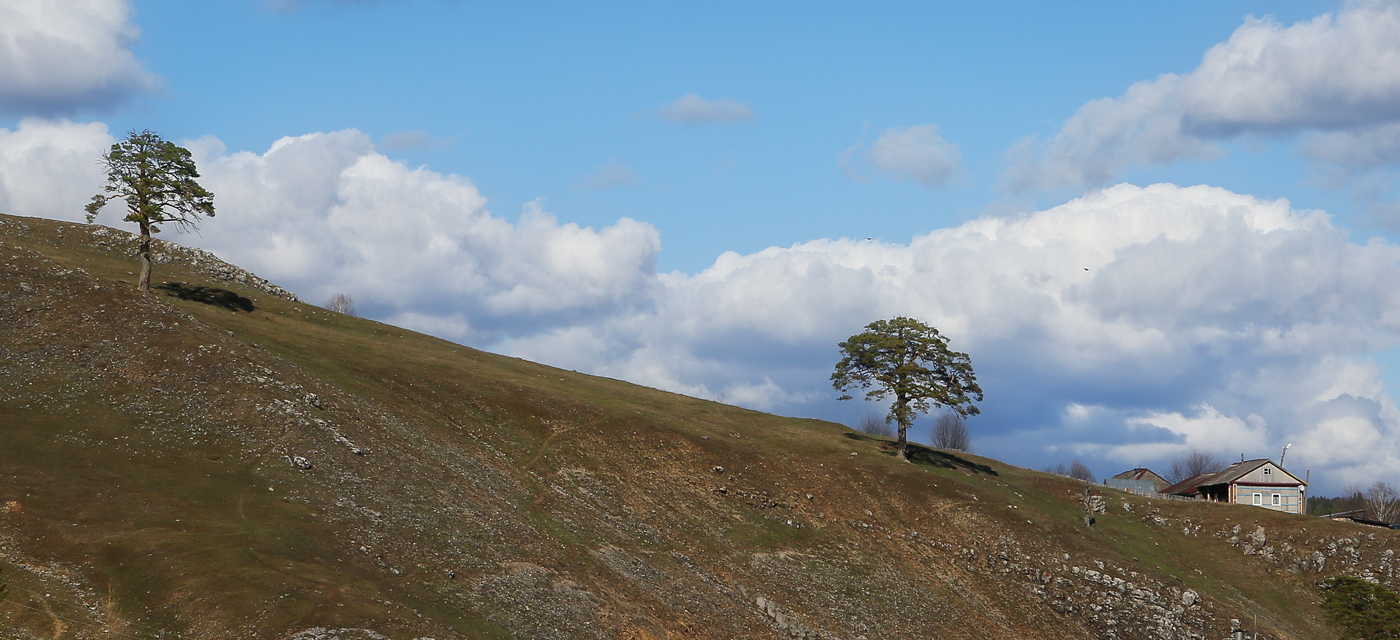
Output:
[
  {"xmin": 1307, "ymin": 493, "xmax": 1367, "ymax": 517},
  {"xmin": 1308, "ymin": 482, "xmax": 1399, "ymax": 524}
]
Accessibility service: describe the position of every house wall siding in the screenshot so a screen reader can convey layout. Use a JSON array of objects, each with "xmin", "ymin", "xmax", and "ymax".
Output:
[{"xmin": 1232, "ymin": 484, "xmax": 1303, "ymax": 514}]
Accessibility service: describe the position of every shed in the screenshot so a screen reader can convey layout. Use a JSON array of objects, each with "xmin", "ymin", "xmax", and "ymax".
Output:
[{"xmin": 1108, "ymin": 468, "xmax": 1170, "ymax": 493}]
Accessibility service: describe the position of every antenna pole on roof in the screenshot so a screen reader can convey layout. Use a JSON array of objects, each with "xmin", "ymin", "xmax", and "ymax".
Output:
[
  {"xmin": 1240, "ymin": 453, "xmax": 1244, "ymax": 463},
  {"xmin": 1280, "ymin": 443, "xmax": 1292, "ymax": 467}
]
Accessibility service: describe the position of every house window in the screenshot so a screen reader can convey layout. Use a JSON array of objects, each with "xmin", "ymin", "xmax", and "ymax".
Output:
[
  {"xmin": 1272, "ymin": 494, "xmax": 1281, "ymax": 506},
  {"xmin": 1263, "ymin": 468, "xmax": 1272, "ymax": 477},
  {"xmin": 1253, "ymin": 493, "xmax": 1262, "ymax": 506}
]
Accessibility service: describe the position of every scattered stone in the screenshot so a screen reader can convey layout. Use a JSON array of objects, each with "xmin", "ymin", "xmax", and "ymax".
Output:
[
  {"xmin": 1249, "ymin": 526, "xmax": 1267, "ymax": 551},
  {"xmin": 288, "ymin": 628, "xmax": 390, "ymax": 640}
]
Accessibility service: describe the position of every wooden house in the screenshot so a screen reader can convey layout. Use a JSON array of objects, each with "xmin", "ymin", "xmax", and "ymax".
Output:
[{"xmin": 1162, "ymin": 459, "xmax": 1307, "ymax": 514}]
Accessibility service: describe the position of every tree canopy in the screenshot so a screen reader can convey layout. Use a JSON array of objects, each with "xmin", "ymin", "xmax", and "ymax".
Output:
[
  {"xmin": 1321, "ymin": 576, "xmax": 1400, "ymax": 639},
  {"xmin": 832, "ymin": 316, "xmax": 982, "ymax": 461},
  {"xmin": 86, "ymin": 129, "xmax": 215, "ymax": 292}
]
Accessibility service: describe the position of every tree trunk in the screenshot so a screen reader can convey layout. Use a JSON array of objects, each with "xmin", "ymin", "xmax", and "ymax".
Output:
[
  {"xmin": 137, "ymin": 221, "xmax": 152, "ymax": 292},
  {"xmin": 894, "ymin": 393, "xmax": 910, "ymax": 462}
]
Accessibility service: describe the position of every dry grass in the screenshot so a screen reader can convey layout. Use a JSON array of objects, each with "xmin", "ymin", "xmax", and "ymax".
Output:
[{"xmin": 0, "ymin": 213, "xmax": 1395, "ymax": 640}]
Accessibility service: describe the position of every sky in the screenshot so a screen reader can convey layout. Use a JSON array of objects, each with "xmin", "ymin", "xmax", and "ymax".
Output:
[{"xmin": 4, "ymin": 0, "xmax": 1400, "ymax": 493}]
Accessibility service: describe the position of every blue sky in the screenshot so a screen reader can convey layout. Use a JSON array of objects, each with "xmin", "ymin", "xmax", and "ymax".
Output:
[
  {"xmin": 101, "ymin": 1, "xmax": 1345, "ymax": 270},
  {"xmin": 5, "ymin": 0, "xmax": 1400, "ymax": 492}
]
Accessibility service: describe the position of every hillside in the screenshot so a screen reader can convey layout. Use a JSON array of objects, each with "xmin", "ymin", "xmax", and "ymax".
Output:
[{"xmin": 1, "ymin": 212, "xmax": 1397, "ymax": 640}]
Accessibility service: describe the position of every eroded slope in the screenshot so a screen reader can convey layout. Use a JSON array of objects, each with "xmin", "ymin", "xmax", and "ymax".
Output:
[{"xmin": 1, "ymin": 213, "xmax": 1397, "ymax": 640}]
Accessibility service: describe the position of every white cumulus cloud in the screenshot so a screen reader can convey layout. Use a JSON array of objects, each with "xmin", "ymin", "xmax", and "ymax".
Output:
[
  {"xmin": 5, "ymin": 120, "xmax": 1400, "ymax": 492},
  {"xmin": 864, "ymin": 124, "xmax": 963, "ymax": 188},
  {"xmin": 1005, "ymin": 0, "xmax": 1400, "ymax": 191},
  {"xmin": 0, "ymin": 119, "xmax": 114, "ymax": 219},
  {"xmin": 655, "ymin": 94, "xmax": 754, "ymax": 124},
  {"xmin": 507, "ymin": 184, "xmax": 1400, "ymax": 491},
  {"xmin": 183, "ymin": 131, "xmax": 662, "ymax": 339},
  {"xmin": 14, "ymin": 126, "xmax": 662, "ymax": 341},
  {"xmin": 0, "ymin": 0, "xmax": 159, "ymax": 115}
]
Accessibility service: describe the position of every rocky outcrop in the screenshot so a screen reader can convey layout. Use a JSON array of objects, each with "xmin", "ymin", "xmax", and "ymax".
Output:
[{"xmin": 87, "ymin": 224, "xmax": 302, "ymax": 302}]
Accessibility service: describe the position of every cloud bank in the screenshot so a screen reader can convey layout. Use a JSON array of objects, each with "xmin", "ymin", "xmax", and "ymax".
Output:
[
  {"xmin": 1005, "ymin": 0, "xmax": 1400, "ymax": 191},
  {"xmin": 8, "ymin": 119, "xmax": 1400, "ymax": 492},
  {"xmin": 0, "ymin": 0, "xmax": 158, "ymax": 114},
  {"xmin": 0, "ymin": 119, "xmax": 114, "ymax": 218},
  {"xmin": 656, "ymin": 94, "xmax": 754, "ymax": 124}
]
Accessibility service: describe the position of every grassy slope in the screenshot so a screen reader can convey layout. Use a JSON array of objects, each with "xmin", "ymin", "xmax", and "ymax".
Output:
[{"xmin": 1, "ymin": 213, "xmax": 1396, "ymax": 640}]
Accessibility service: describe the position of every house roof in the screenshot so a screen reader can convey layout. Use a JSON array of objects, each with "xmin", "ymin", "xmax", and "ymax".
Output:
[
  {"xmin": 1111, "ymin": 468, "xmax": 1169, "ymax": 491},
  {"xmin": 1162, "ymin": 473, "xmax": 1211, "ymax": 497},
  {"xmin": 1162, "ymin": 459, "xmax": 1305, "ymax": 496},
  {"xmin": 1112, "ymin": 468, "xmax": 1165, "ymax": 482}
]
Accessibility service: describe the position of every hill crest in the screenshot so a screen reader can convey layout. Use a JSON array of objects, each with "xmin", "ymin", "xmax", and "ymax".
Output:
[{"xmin": 2, "ymin": 212, "xmax": 1398, "ymax": 640}]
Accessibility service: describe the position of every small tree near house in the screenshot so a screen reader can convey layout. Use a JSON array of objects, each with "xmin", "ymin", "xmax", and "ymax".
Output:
[
  {"xmin": 1366, "ymin": 482, "xmax": 1399, "ymax": 524},
  {"xmin": 1047, "ymin": 460, "xmax": 1096, "ymax": 483},
  {"xmin": 1168, "ymin": 450, "xmax": 1226, "ymax": 483},
  {"xmin": 86, "ymin": 129, "xmax": 215, "ymax": 293},
  {"xmin": 931, "ymin": 412, "xmax": 971, "ymax": 452},
  {"xmin": 832, "ymin": 316, "xmax": 982, "ymax": 462}
]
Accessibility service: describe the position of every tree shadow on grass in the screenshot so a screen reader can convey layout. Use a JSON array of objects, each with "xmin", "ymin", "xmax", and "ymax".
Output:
[
  {"xmin": 157, "ymin": 282, "xmax": 255, "ymax": 312},
  {"xmin": 844, "ymin": 432, "xmax": 998, "ymax": 475}
]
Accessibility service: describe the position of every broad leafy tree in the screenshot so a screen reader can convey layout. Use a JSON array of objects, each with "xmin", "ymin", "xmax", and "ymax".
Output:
[
  {"xmin": 832, "ymin": 316, "xmax": 982, "ymax": 462},
  {"xmin": 86, "ymin": 129, "xmax": 215, "ymax": 292}
]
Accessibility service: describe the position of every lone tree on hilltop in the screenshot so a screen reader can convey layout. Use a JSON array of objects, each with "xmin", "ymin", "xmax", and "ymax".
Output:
[
  {"xmin": 86, "ymin": 129, "xmax": 215, "ymax": 292},
  {"xmin": 832, "ymin": 316, "xmax": 982, "ymax": 462},
  {"xmin": 324, "ymin": 292, "xmax": 357, "ymax": 316}
]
